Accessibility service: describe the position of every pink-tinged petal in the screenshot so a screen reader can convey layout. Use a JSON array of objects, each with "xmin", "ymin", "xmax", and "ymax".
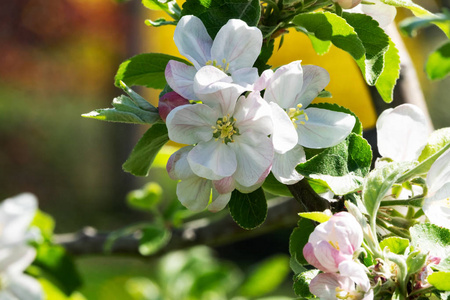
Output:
[
  {"xmin": 338, "ymin": 260, "xmax": 370, "ymax": 292},
  {"xmin": 360, "ymin": 1, "xmax": 396, "ymax": 29},
  {"xmin": 165, "ymin": 61, "xmax": 197, "ymax": 100},
  {"xmin": 296, "ymin": 65, "xmax": 330, "ymax": 107},
  {"xmin": 188, "ymin": 140, "xmax": 237, "ymax": 180},
  {"xmin": 254, "ymin": 69, "xmax": 274, "ymax": 92},
  {"xmin": 230, "ymin": 134, "xmax": 274, "ymax": 187},
  {"xmin": 6, "ymin": 273, "xmax": 44, "ymax": 300},
  {"xmin": 427, "ymin": 148, "xmax": 450, "ymax": 193},
  {"xmin": 423, "ymin": 182, "xmax": 450, "ymax": 229},
  {"xmin": 159, "ymin": 91, "xmax": 190, "ymax": 122},
  {"xmin": 333, "ymin": 0, "xmax": 362, "ymax": 9},
  {"xmin": 297, "ymin": 108, "xmax": 355, "ymax": 149},
  {"xmin": 264, "ymin": 61, "xmax": 304, "ymax": 109},
  {"xmin": 303, "ymin": 242, "xmax": 326, "ymax": 271},
  {"xmin": 176, "ymin": 177, "xmax": 212, "ymax": 211},
  {"xmin": 174, "ymin": 15, "xmax": 212, "ymax": 69},
  {"xmin": 270, "ymin": 102, "xmax": 298, "ymax": 154},
  {"xmin": 166, "ymin": 146, "xmax": 194, "ymax": 180},
  {"xmin": 376, "ymin": 104, "xmax": 429, "ymax": 162},
  {"xmin": 333, "ymin": 212, "xmax": 363, "ymax": 252},
  {"xmin": 234, "ymin": 93, "xmax": 273, "ymax": 136},
  {"xmin": 0, "ymin": 193, "xmax": 37, "ymax": 246},
  {"xmin": 166, "ymin": 103, "xmax": 217, "ymax": 145},
  {"xmin": 272, "ymin": 145, "xmax": 306, "ymax": 185},
  {"xmin": 314, "ymin": 240, "xmax": 349, "ymax": 273},
  {"xmin": 230, "ymin": 67, "xmax": 259, "ymax": 90},
  {"xmin": 213, "ymin": 176, "xmax": 235, "ymax": 194},
  {"xmin": 208, "ymin": 192, "xmax": 232, "ymax": 212},
  {"xmin": 234, "ymin": 170, "xmax": 267, "ymax": 193},
  {"xmin": 211, "ymin": 19, "xmax": 262, "ymax": 72}
]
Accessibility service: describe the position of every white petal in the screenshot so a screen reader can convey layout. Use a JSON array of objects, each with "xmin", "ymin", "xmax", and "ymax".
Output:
[
  {"xmin": 211, "ymin": 19, "xmax": 262, "ymax": 73},
  {"xmin": 0, "ymin": 193, "xmax": 37, "ymax": 246},
  {"xmin": 423, "ymin": 182, "xmax": 450, "ymax": 229},
  {"xmin": 376, "ymin": 104, "xmax": 429, "ymax": 162},
  {"xmin": 427, "ymin": 148, "xmax": 450, "ymax": 193},
  {"xmin": 176, "ymin": 177, "xmax": 211, "ymax": 211},
  {"xmin": 296, "ymin": 65, "xmax": 330, "ymax": 106},
  {"xmin": 297, "ymin": 108, "xmax": 355, "ymax": 149},
  {"xmin": 253, "ymin": 69, "xmax": 274, "ymax": 91},
  {"xmin": 270, "ymin": 102, "xmax": 298, "ymax": 154},
  {"xmin": 310, "ymin": 273, "xmax": 353, "ymax": 300},
  {"xmin": 174, "ymin": 15, "xmax": 212, "ymax": 69},
  {"xmin": 166, "ymin": 146, "xmax": 194, "ymax": 180},
  {"xmin": 234, "ymin": 93, "xmax": 273, "ymax": 136},
  {"xmin": 230, "ymin": 134, "xmax": 273, "ymax": 187},
  {"xmin": 338, "ymin": 260, "xmax": 370, "ymax": 292},
  {"xmin": 230, "ymin": 67, "xmax": 259, "ymax": 90},
  {"xmin": 0, "ymin": 245, "xmax": 35, "ymax": 274},
  {"xmin": 165, "ymin": 61, "xmax": 198, "ymax": 100},
  {"xmin": 5, "ymin": 274, "xmax": 43, "ymax": 300},
  {"xmin": 188, "ymin": 140, "xmax": 237, "ymax": 180},
  {"xmin": 361, "ymin": 1, "xmax": 397, "ymax": 29},
  {"xmin": 264, "ymin": 61, "xmax": 304, "ymax": 109},
  {"xmin": 166, "ymin": 103, "xmax": 217, "ymax": 145},
  {"xmin": 213, "ymin": 176, "xmax": 235, "ymax": 194},
  {"xmin": 208, "ymin": 191, "xmax": 232, "ymax": 212},
  {"xmin": 272, "ymin": 145, "xmax": 306, "ymax": 185}
]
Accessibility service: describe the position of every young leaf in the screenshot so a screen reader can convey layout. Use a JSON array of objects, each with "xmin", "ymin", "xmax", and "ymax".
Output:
[
  {"xmin": 31, "ymin": 210, "xmax": 55, "ymax": 241},
  {"xmin": 399, "ymin": 12, "xmax": 450, "ymax": 37},
  {"xmin": 426, "ymin": 41, "xmax": 450, "ymax": 80},
  {"xmin": 428, "ymin": 272, "xmax": 450, "ymax": 291},
  {"xmin": 307, "ymin": 34, "xmax": 332, "ymax": 56},
  {"xmin": 228, "ymin": 188, "xmax": 267, "ymax": 230},
  {"xmin": 379, "ymin": 237, "xmax": 410, "ymax": 254},
  {"xmin": 289, "ymin": 218, "xmax": 316, "ymax": 266},
  {"xmin": 122, "ymin": 124, "xmax": 169, "ymax": 176},
  {"xmin": 139, "ymin": 225, "xmax": 172, "ymax": 256},
  {"xmin": 293, "ymin": 269, "xmax": 319, "ymax": 298},
  {"xmin": 181, "ymin": 0, "xmax": 261, "ymax": 39},
  {"xmin": 127, "ymin": 182, "xmax": 163, "ymax": 211},
  {"xmin": 115, "ymin": 53, "xmax": 191, "ymax": 89},
  {"xmin": 375, "ymin": 38, "xmax": 400, "ymax": 103},
  {"xmin": 298, "ymin": 212, "xmax": 331, "ymax": 223}
]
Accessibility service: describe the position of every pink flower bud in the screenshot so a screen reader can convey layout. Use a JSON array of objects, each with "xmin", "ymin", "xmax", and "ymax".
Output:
[
  {"xmin": 158, "ymin": 91, "xmax": 190, "ymax": 122},
  {"xmin": 332, "ymin": 0, "xmax": 362, "ymax": 9}
]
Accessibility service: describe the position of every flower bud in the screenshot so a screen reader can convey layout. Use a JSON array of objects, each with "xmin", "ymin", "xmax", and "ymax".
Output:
[
  {"xmin": 158, "ymin": 91, "xmax": 190, "ymax": 122},
  {"xmin": 332, "ymin": 0, "xmax": 362, "ymax": 9}
]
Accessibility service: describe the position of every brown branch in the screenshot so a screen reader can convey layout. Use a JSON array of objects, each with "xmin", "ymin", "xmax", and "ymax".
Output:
[{"xmin": 55, "ymin": 197, "xmax": 302, "ymax": 256}]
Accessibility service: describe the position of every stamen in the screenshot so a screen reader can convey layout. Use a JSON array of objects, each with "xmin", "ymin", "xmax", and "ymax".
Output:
[{"xmin": 211, "ymin": 115, "xmax": 239, "ymax": 144}]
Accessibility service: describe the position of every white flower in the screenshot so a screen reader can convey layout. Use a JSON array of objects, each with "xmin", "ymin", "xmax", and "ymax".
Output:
[
  {"xmin": 165, "ymin": 15, "xmax": 262, "ymax": 100},
  {"xmin": 0, "ymin": 193, "xmax": 43, "ymax": 300},
  {"xmin": 346, "ymin": 0, "xmax": 397, "ymax": 29},
  {"xmin": 166, "ymin": 85, "xmax": 274, "ymax": 192},
  {"xmin": 310, "ymin": 272, "xmax": 373, "ymax": 300},
  {"xmin": 423, "ymin": 148, "xmax": 450, "ymax": 229},
  {"xmin": 260, "ymin": 61, "xmax": 356, "ymax": 184},
  {"xmin": 376, "ymin": 103, "xmax": 430, "ymax": 162}
]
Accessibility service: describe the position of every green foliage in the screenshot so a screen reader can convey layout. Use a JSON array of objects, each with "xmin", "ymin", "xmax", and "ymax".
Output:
[
  {"xmin": 239, "ymin": 255, "xmax": 290, "ymax": 298},
  {"xmin": 127, "ymin": 182, "xmax": 163, "ymax": 211},
  {"xmin": 289, "ymin": 218, "xmax": 315, "ymax": 266},
  {"xmin": 375, "ymin": 38, "xmax": 400, "ymax": 103},
  {"xmin": 139, "ymin": 225, "xmax": 171, "ymax": 256},
  {"xmin": 308, "ymin": 102, "xmax": 362, "ymax": 135},
  {"xmin": 399, "ymin": 10, "xmax": 450, "ymax": 37},
  {"xmin": 254, "ymin": 39, "xmax": 275, "ymax": 74},
  {"xmin": 31, "ymin": 210, "xmax": 55, "ymax": 241},
  {"xmin": 428, "ymin": 272, "xmax": 450, "ymax": 291},
  {"xmin": 410, "ymin": 223, "xmax": 450, "ymax": 271},
  {"xmin": 39, "ymin": 278, "xmax": 86, "ymax": 300},
  {"xmin": 122, "ymin": 123, "xmax": 169, "ymax": 176},
  {"xmin": 293, "ymin": 269, "xmax": 319, "ymax": 298},
  {"xmin": 298, "ymin": 212, "xmax": 331, "ymax": 223},
  {"xmin": 379, "ymin": 237, "xmax": 410, "ymax": 254},
  {"xmin": 181, "ymin": 0, "xmax": 261, "ymax": 39},
  {"xmin": 306, "ymin": 34, "xmax": 332, "ymax": 55},
  {"xmin": 296, "ymin": 133, "xmax": 372, "ymax": 195},
  {"xmin": 406, "ymin": 250, "xmax": 428, "ymax": 275},
  {"xmin": 115, "ymin": 53, "xmax": 190, "ymax": 89},
  {"xmin": 262, "ymin": 172, "xmax": 293, "ymax": 197},
  {"xmin": 426, "ymin": 41, "xmax": 450, "ymax": 80},
  {"xmin": 228, "ymin": 188, "xmax": 267, "ymax": 230}
]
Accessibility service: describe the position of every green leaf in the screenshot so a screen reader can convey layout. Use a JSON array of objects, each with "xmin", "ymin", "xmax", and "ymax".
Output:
[
  {"xmin": 426, "ymin": 41, "xmax": 450, "ymax": 80},
  {"xmin": 228, "ymin": 188, "xmax": 267, "ymax": 230},
  {"xmin": 34, "ymin": 244, "xmax": 82, "ymax": 296},
  {"xmin": 399, "ymin": 12, "xmax": 450, "ymax": 37},
  {"xmin": 362, "ymin": 161, "xmax": 412, "ymax": 223},
  {"xmin": 104, "ymin": 223, "xmax": 148, "ymax": 253},
  {"xmin": 139, "ymin": 225, "xmax": 172, "ymax": 256},
  {"xmin": 181, "ymin": 0, "xmax": 261, "ymax": 39},
  {"xmin": 122, "ymin": 124, "xmax": 169, "ymax": 176},
  {"xmin": 428, "ymin": 272, "xmax": 450, "ymax": 291},
  {"xmin": 375, "ymin": 38, "xmax": 400, "ymax": 103},
  {"xmin": 254, "ymin": 40, "xmax": 275, "ymax": 74},
  {"xmin": 406, "ymin": 250, "xmax": 428, "ymax": 275},
  {"xmin": 262, "ymin": 172, "xmax": 292, "ymax": 197},
  {"xmin": 38, "ymin": 278, "xmax": 86, "ymax": 300},
  {"xmin": 410, "ymin": 223, "xmax": 450, "ymax": 271},
  {"xmin": 289, "ymin": 218, "xmax": 316, "ymax": 266},
  {"xmin": 308, "ymin": 102, "xmax": 362, "ymax": 135},
  {"xmin": 307, "ymin": 33, "xmax": 332, "ymax": 56},
  {"xmin": 298, "ymin": 212, "xmax": 331, "ymax": 223},
  {"xmin": 142, "ymin": 0, "xmax": 169, "ymax": 11},
  {"xmin": 114, "ymin": 53, "xmax": 190, "ymax": 89},
  {"xmin": 379, "ymin": 237, "xmax": 409, "ymax": 254},
  {"xmin": 296, "ymin": 133, "xmax": 372, "ymax": 195},
  {"xmin": 293, "ymin": 269, "xmax": 319, "ymax": 298},
  {"xmin": 31, "ymin": 210, "xmax": 55, "ymax": 241},
  {"xmin": 127, "ymin": 182, "xmax": 163, "ymax": 211},
  {"xmin": 239, "ymin": 255, "xmax": 290, "ymax": 298}
]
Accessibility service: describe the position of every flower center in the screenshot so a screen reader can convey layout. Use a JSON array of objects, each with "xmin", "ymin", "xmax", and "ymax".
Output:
[
  {"xmin": 329, "ymin": 240, "xmax": 340, "ymax": 250},
  {"xmin": 287, "ymin": 104, "xmax": 308, "ymax": 128},
  {"xmin": 335, "ymin": 287, "xmax": 361, "ymax": 300},
  {"xmin": 212, "ymin": 114, "xmax": 239, "ymax": 144},
  {"xmin": 206, "ymin": 59, "xmax": 230, "ymax": 73}
]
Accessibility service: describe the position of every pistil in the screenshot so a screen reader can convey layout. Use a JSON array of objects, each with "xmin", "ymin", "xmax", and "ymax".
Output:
[
  {"xmin": 287, "ymin": 104, "xmax": 308, "ymax": 128},
  {"xmin": 212, "ymin": 114, "xmax": 239, "ymax": 144}
]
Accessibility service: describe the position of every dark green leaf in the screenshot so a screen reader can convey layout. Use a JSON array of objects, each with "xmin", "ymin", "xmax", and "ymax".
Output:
[
  {"xmin": 254, "ymin": 40, "xmax": 275, "ymax": 74},
  {"xmin": 181, "ymin": 0, "xmax": 261, "ymax": 38},
  {"xmin": 296, "ymin": 133, "xmax": 372, "ymax": 195},
  {"xmin": 115, "ymin": 53, "xmax": 190, "ymax": 89},
  {"xmin": 139, "ymin": 225, "xmax": 172, "ymax": 255},
  {"xmin": 289, "ymin": 218, "xmax": 315, "ymax": 266},
  {"xmin": 228, "ymin": 188, "xmax": 267, "ymax": 230},
  {"xmin": 308, "ymin": 102, "xmax": 362, "ymax": 135},
  {"xmin": 122, "ymin": 124, "xmax": 169, "ymax": 176},
  {"xmin": 426, "ymin": 41, "xmax": 450, "ymax": 80},
  {"xmin": 293, "ymin": 269, "xmax": 319, "ymax": 297}
]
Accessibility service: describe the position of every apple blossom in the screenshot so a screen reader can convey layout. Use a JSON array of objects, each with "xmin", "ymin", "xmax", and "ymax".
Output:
[
  {"xmin": 158, "ymin": 91, "xmax": 190, "ymax": 122},
  {"xmin": 165, "ymin": 15, "xmax": 262, "ymax": 100},
  {"xmin": 332, "ymin": 0, "xmax": 362, "ymax": 9},
  {"xmin": 346, "ymin": 0, "xmax": 397, "ymax": 29},
  {"xmin": 310, "ymin": 272, "xmax": 373, "ymax": 300}
]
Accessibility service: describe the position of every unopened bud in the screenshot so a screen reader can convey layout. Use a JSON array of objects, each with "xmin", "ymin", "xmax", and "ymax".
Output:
[
  {"xmin": 158, "ymin": 91, "xmax": 190, "ymax": 122},
  {"xmin": 332, "ymin": 0, "xmax": 362, "ymax": 9}
]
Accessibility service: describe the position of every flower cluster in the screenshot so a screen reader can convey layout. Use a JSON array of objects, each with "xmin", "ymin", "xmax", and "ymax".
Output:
[{"xmin": 163, "ymin": 16, "xmax": 356, "ymax": 211}]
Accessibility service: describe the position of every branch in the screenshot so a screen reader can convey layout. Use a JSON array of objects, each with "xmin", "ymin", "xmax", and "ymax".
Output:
[{"xmin": 55, "ymin": 197, "xmax": 301, "ymax": 256}]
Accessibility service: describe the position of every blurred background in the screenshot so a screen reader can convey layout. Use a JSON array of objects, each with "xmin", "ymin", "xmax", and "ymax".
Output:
[{"xmin": 1, "ymin": 0, "xmax": 449, "ymax": 298}]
